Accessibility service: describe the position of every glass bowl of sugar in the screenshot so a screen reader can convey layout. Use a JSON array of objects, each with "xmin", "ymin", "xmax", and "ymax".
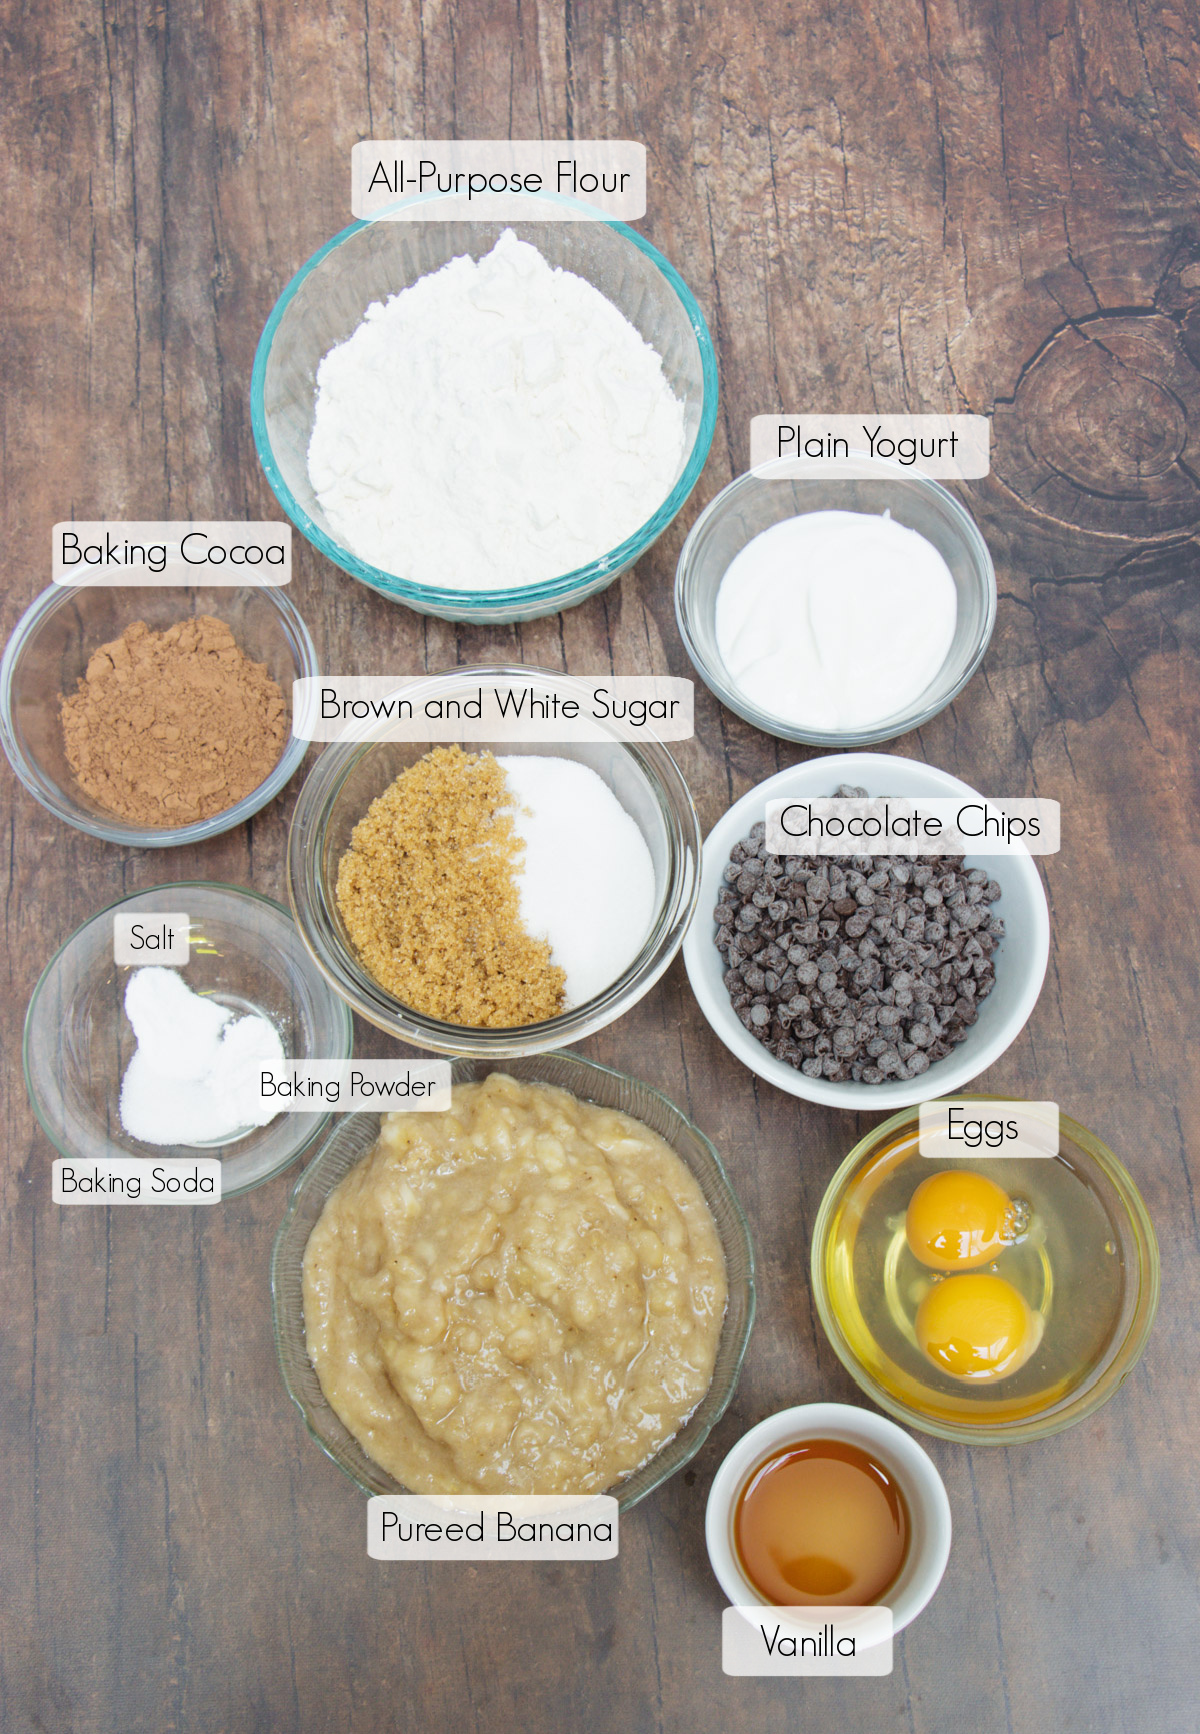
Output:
[
  {"xmin": 24, "ymin": 882, "xmax": 353, "ymax": 1197},
  {"xmin": 285, "ymin": 666, "xmax": 701, "ymax": 1056},
  {"xmin": 675, "ymin": 455, "xmax": 997, "ymax": 747},
  {"xmin": 251, "ymin": 204, "xmax": 718, "ymax": 624}
]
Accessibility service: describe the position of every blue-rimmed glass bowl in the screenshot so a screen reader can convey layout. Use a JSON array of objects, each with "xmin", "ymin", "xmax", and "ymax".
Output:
[{"xmin": 251, "ymin": 208, "xmax": 718, "ymax": 624}]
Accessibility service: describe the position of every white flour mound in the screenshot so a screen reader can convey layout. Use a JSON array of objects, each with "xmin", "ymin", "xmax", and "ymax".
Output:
[{"xmin": 307, "ymin": 230, "xmax": 687, "ymax": 591}]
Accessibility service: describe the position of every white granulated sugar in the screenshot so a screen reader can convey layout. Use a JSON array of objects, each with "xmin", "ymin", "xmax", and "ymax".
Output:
[
  {"xmin": 496, "ymin": 755, "xmax": 657, "ymax": 1007},
  {"xmin": 119, "ymin": 966, "xmax": 286, "ymax": 1147},
  {"xmin": 307, "ymin": 230, "xmax": 688, "ymax": 590}
]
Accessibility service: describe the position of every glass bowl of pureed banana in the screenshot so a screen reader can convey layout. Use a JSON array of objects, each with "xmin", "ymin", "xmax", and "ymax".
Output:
[{"xmin": 272, "ymin": 1053, "xmax": 755, "ymax": 1509}]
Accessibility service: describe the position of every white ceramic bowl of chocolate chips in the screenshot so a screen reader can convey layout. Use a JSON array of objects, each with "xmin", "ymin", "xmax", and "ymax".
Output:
[{"xmin": 682, "ymin": 753, "xmax": 1050, "ymax": 1109}]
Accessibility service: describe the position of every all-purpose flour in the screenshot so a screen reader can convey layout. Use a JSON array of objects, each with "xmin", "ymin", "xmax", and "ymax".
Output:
[{"xmin": 307, "ymin": 230, "xmax": 687, "ymax": 590}]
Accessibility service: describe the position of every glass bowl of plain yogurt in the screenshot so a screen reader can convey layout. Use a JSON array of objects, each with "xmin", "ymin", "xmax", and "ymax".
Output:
[
  {"xmin": 674, "ymin": 456, "xmax": 997, "ymax": 746},
  {"xmin": 251, "ymin": 205, "xmax": 718, "ymax": 624},
  {"xmin": 285, "ymin": 666, "xmax": 701, "ymax": 1056},
  {"xmin": 23, "ymin": 882, "xmax": 353, "ymax": 1197}
]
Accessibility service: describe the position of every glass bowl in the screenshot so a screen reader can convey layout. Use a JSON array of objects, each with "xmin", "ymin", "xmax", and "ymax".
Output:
[
  {"xmin": 251, "ymin": 210, "xmax": 718, "ymax": 624},
  {"xmin": 0, "ymin": 583, "xmax": 317, "ymax": 847},
  {"xmin": 682, "ymin": 752, "xmax": 1050, "ymax": 1110},
  {"xmin": 675, "ymin": 456, "xmax": 997, "ymax": 746},
  {"xmin": 24, "ymin": 882, "xmax": 354, "ymax": 1197},
  {"xmin": 286, "ymin": 666, "xmax": 701, "ymax": 1056},
  {"xmin": 271, "ymin": 1050, "xmax": 756, "ymax": 1508},
  {"xmin": 811, "ymin": 1099, "xmax": 1159, "ymax": 1444}
]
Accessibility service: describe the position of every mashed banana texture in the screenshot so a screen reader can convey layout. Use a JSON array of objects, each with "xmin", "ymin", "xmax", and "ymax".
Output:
[{"xmin": 302, "ymin": 1074, "xmax": 727, "ymax": 1495}]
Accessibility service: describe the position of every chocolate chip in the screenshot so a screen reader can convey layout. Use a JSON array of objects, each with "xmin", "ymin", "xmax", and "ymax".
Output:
[{"xmin": 712, "ymin": 812, "xmax": 1003, "ymax": 1084}]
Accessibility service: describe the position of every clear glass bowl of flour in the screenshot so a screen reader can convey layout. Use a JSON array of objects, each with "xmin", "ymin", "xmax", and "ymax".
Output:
[
  {"xmin": 24, "ymin": 883, "xmax": 353, "ymax": 1197},
  {"xmin": 674, "ymin": 456, "xmax": 997, "ymax": 747},
  {"xmin": 250, "ymin": 205, "xmax": 718, "ymax": 624},
  {"xmin": 286, "ymin": 666, "xmax": 701, "ymax": 1056}
]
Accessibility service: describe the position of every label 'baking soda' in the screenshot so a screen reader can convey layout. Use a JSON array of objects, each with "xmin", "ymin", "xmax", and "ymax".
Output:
[{"xmin": 53, "ymin": 1159, "xmax": 222, "ymax": 1204}]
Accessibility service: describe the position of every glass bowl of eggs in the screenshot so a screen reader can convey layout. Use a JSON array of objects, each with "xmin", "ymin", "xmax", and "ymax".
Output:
[{"xmin": 811, "ymin": 1097, "xmax": 1159, "ymax": 1444}]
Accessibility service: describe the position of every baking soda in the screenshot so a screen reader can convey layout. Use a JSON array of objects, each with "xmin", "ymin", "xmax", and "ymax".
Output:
[
  {"xmin": 497, "ymin": 755, "xmax": 657, "ymax": 1006},
  {"xmin": 120, "ymin": 966, "xmax": 285, "ymax": 1146},
  {"xmin": 307, "ymin": 230, "xmax": 687, "ymax": 590}
]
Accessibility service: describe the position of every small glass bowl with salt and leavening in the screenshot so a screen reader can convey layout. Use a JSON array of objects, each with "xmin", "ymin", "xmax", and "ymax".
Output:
[
  {"xmin": 24, "ymin": 883, "xmax": 353, "ymax": 1198},
  {"xmin": 286, "ymin": 665, "xmax": 701, "ymax": 1057},
  {"xmin": 251, "ymin": 197, "xmax": 718, "ymax": 624}
]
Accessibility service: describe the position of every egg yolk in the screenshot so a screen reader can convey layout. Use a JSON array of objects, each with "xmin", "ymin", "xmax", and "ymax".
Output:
[
  {"xmin": 905, "ymin": 1169, "xmax": 1011, "ymax": 1271},
  {"xmin": 915, "ymin": 1273, "xmax": 1036, "ymax": 1380}
]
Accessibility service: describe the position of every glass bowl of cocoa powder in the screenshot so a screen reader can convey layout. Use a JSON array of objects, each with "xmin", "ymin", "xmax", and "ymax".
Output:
[{"xmin": 0, "ymin": 583, "xmax": 317, "ymax": 846}]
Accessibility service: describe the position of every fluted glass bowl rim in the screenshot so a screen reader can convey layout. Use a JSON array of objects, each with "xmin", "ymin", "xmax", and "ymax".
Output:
[{"xmin": 271, "ymin": 1050, "xmax": 757, "ymax": 1509}]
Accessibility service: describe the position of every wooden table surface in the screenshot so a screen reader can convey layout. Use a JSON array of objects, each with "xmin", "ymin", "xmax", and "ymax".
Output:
[{"xmin": 3, "ymin": 3, "xmax": 1199, "ymax": 1730}]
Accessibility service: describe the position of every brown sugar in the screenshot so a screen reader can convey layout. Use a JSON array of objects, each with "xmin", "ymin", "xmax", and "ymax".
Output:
[
  {"xmin": 60, "ymin": 616, "xmax": 289, "ymax": 827},
  {"xmin": 334, "ymin": 745, "xmax": 566, "ymax": 1027}
]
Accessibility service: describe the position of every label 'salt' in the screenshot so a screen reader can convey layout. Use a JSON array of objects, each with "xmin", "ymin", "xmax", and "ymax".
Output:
[{"xmin": 114, "ymin": 914, "xmax": 190, "ymax": 966}]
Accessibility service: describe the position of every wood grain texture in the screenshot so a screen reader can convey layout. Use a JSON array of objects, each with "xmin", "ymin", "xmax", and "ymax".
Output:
[{"xmin": 2, "ymin": 2, "xmax": 1199, "ymax": 1730}]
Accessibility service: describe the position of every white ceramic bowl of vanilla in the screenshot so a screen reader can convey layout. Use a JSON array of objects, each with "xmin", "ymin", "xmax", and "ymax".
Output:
[{"xmin": 675, "ymin": 456, "xmax": 997, "ymax": 746}]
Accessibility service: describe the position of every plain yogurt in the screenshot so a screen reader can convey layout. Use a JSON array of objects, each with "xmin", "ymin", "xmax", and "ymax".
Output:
[{"xmin": 714, "ymin": 510, "xmax": 959, "ymax": 733}]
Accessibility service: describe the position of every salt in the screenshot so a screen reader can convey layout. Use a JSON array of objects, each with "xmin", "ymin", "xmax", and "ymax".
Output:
[
  {"xmin": 496, "ymin": 756, "xmax": 657, "ymax": 1007},
  {"xmin": 119, "ymin": 967, "xmax": 286, "ymax": 1147}
]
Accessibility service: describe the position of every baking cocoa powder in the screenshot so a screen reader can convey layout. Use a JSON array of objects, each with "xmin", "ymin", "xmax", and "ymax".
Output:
[{"xmin": 60, "ymin": 616, "xmax": 289, "ymax": 827}]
